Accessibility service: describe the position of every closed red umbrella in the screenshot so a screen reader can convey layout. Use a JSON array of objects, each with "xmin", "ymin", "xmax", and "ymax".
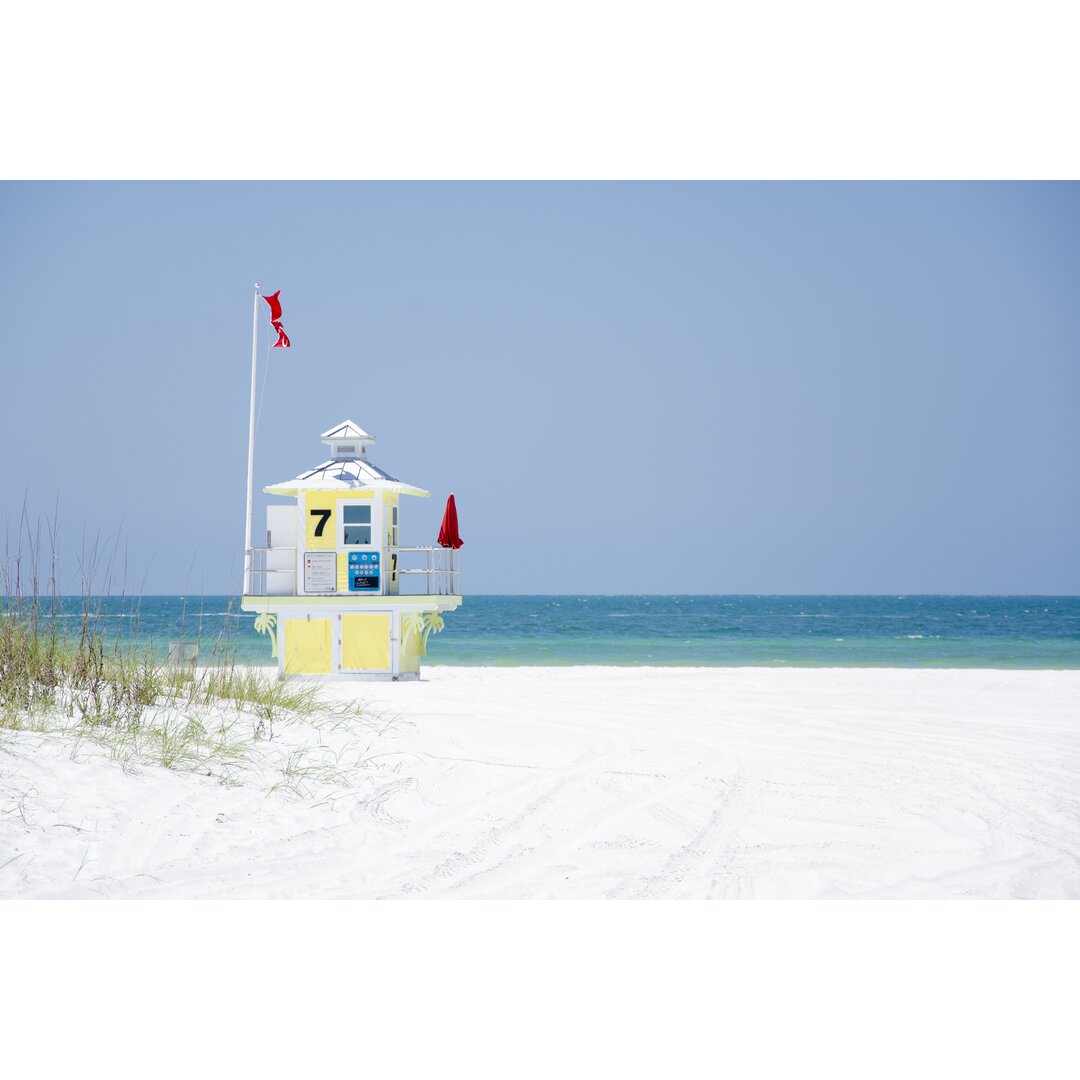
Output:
[{"xmin": 437, "ymin": 493, "xmax": 463, "ymax": 549}]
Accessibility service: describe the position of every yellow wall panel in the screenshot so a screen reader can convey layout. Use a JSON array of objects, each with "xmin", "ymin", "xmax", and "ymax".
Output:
[
  {"xmin": 283, "ymin": 618, "xmax": 333, "ymax": 674},
  {"xmin": 303, "ymin": 492, "xmax": 374, "ymax": 548},
  {"xmin": 342, "ymin": 613, "xmax": 390, "ymax": 671},
  {"xmin": 304, "ymin": 492, "xmax": 338, "ymax": 551}
]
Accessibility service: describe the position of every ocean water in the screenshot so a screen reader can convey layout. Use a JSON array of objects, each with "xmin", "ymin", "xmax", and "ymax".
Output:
[{"xmin": 21, "ymin": 595, "xmax": 1080, "ymax": 668}]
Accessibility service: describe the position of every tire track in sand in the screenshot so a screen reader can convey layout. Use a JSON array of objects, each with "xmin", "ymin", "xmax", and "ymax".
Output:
[{"xmin": 614, "ymin": 773, "xmax": 749, "ymax": 899}]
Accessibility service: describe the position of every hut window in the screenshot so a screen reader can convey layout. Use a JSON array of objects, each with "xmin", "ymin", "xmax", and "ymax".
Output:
[{"xmin": 343, "ymin": 503, "xmax": 372, "ymax": 545}]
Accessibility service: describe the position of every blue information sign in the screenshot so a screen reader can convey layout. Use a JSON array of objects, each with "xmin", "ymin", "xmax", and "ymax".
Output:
[{"xmin": 347, "ymin": 551, "xmax": 380, "ymax": 592}]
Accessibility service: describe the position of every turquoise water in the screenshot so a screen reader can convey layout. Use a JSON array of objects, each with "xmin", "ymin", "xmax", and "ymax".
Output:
[{"xmin": 21, "ymin": 595, "xmax": 1080, "ymax": 668}]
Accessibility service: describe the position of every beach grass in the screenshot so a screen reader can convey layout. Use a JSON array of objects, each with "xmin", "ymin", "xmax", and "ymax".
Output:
[
  {"xmin": 0, "ymin": 596, "xmax": 393, "ymax": 792},
  {"xmin": 0, "ymin": 519, "xmax": 393, "ymax": 795}
]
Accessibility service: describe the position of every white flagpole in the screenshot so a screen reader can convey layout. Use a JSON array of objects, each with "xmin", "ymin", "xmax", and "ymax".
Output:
[{"xmin": 243, "ymin": 282, "xmax": 261, "ymax": 596}]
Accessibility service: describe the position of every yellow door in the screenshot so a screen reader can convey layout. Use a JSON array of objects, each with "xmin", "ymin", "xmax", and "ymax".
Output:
[
  {"xmin": 283, "ymin": 618, "xmax": 333, "ymax": 674},
  {"xmin": 342, "ymin": 613, "xmax": 390, "ymax": 671}
]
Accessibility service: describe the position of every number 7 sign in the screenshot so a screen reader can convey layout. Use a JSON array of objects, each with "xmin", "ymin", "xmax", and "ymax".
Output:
[{"xmin": 310, "ymin": 508, "xmax": 332, "ymax": 537}]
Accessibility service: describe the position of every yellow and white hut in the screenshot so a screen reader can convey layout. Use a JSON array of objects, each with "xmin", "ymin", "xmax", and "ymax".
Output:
[{"xmin": 241, "ymin": 420, "xmax": 461, "ymax": 679}]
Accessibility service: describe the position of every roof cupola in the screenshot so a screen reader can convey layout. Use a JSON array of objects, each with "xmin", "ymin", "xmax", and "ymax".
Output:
[{"xmin": 321, "ymin": 420, "xmax": 375, "ymax": 460}]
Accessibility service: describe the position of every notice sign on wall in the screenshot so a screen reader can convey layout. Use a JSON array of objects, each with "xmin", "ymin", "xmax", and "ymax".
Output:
[{"xmin": 304, "ymin": 551, "xmax": 337, "ymax": 594}]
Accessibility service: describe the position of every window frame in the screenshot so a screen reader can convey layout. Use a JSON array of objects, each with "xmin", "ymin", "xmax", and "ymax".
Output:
[{"xmin": 340, "ymin": 500, "xmax": 376, "ymax": 548}]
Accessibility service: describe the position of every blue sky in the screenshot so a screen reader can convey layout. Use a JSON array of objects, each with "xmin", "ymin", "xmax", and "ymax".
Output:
[{"xmin": 1, "ymin": 182, "xmax": 1077, "ymax": 594}]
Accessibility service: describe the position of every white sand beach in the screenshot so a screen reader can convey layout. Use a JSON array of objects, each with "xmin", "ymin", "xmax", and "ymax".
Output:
[{"xmin": 3, "ymin": 666, "xmax": 1078, "ymax": 899}]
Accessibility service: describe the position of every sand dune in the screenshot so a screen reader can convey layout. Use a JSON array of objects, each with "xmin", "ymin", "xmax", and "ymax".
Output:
[{"xmin": 3, "ymin": 667, "xmax": 1078, "ymax": 899}]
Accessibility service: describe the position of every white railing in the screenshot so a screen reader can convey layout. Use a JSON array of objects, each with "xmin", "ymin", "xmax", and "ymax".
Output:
[
  {"xmin": 395, "ymin": 546, "xmax": 462, "ymax": 596},
  {"xmin": 243, "ymin": 546, "xmax": 461, "ymax": 598},
  {"xmin": 245, "ymin": 546, "xmax": 297, "ymax": 597}
]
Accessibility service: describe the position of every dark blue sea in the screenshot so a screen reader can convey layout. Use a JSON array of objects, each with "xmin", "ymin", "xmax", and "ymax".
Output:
[{"xmin": 23, "ymin": 595, "xmax": 1080, "ymax": 668}]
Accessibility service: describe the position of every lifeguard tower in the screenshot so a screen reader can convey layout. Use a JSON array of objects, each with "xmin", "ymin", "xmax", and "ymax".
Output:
[{"xmin": 241, "ymin": 421, "xmax": 461, "ymax": 679}]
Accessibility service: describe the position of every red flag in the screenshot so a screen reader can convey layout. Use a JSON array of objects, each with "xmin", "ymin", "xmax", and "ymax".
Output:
[
  {"xmin": 263, "ymin": 290, "xmax": 283, "ymax": 321},
  {"xmin": 437, "ymin": 493, "xmax": 463, "ymax": 549},
  {"xmin": 262, "ymin": 290, "xmax": 290, "ymax": 348}
]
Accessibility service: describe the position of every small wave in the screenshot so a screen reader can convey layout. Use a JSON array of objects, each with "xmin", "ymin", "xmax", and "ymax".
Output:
[{"xmin": 37, "ymin": 612, "xmax": 143, "ymax": 619}]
